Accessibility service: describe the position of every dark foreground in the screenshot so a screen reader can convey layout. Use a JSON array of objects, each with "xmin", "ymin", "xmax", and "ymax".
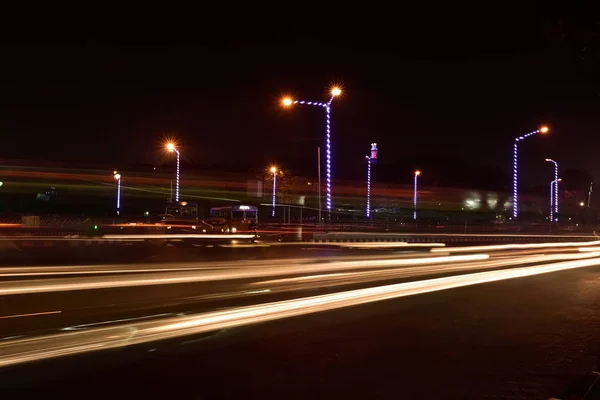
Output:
[{"xmin": 2, "ymin": 266, "xmax": 599, "ymax": 399}]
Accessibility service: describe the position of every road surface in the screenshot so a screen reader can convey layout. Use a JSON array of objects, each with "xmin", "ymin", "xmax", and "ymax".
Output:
[{"xmin": 1, "ymin": 239, "xmax": 599, "ymax": 398}]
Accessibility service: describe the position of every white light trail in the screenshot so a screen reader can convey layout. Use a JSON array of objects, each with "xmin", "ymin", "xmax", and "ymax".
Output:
[
  {"xmin": 1, "ymin": 254, "xmax": 599, "ymax": 368},
  {"xmin": 0, "ymin": 254, "xmax": 489, "ymax": 296},
  {"xmin": 102, "ymin": 234, "xmax": 256, "ymax": 240},
  {"xmin": 431, "ymin": 240, "xmax": 600, "ymax": 253}
]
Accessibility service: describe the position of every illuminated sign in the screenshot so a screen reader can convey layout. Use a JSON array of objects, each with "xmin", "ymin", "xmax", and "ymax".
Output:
[
  {"xmin": 239, "ymin": 205, "xmax": 250, "ymax": 210},
  {"xmin": 370, "ymin": 143, "xmax": 378, "ymax": 160}
]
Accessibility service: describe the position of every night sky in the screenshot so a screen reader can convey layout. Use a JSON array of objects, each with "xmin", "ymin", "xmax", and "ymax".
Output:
[{"xmin": 1, "ymin": 15, "xmax": 599, "ymax": 191}]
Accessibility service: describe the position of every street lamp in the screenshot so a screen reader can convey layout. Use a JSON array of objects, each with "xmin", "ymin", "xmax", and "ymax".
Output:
[
  {"xmin": 282, "ymin": 86, "xmax": 342, "ymax": 218},
  {"xmin": 366, "ymin": 156, "xmax": 372, "ymax": 218},
  {"xmin": 166, "ymin": 143, "xmax": 180, "ymax": 202},
  {"xmin": 113, "ymin": 171, "xmax": 121, "ymax": 215},
  {"xmin": 270, "ymin": 166, "xmax": 277, "ymax": 217},
  {"xmin": 545, "ymin": 158, "xmax": 559, "ymax": 221},
  {"xmin": 548, "ymin": 177, "xmax": 562, "ymax": 222},
  {"xmin": 512, "ymin": 126, "xmax": 549, "ymax": 219},
  {"xmin": 414, "ymin": 170, "xmax": 421, "ymax": 220},
  {"xmin": 365, "ymin": 143, "xmax": 378, "ymax": 218}
]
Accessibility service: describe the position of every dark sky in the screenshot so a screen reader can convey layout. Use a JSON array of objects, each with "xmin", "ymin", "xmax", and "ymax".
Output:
[{"xmin": 1, "ymin": 15, "xmax": 599, "ymax": 189}]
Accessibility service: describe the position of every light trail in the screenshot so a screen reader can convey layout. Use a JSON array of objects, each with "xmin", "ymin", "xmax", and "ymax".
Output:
[
  {"xmin": 0, "ymin": 251, "xmax": 463, "ymax": 278},
  {"xmin": 431, "ymin": 240, "xmax": 600, "ymax": 253},
  {"xmin": 0, "ymin": 254, "xmax": 489, "ymax": 295},
  {"xmin": 248, "ymin": 251, "xmax": 600, "ymax": 291},
  {"xmin": 102, "ymin": 234, "xmax": 256, "ymax": 240},
  {"xmin": 0, "ymin": 311, "xmax": 61, "ymax": 320},
  {"xmin": 578, "ymin": 246, "xmax": 600, "ymax": 252},
  {"xmin": 1, "ymin": 254, "xmax": 599, "ymax": 368}
]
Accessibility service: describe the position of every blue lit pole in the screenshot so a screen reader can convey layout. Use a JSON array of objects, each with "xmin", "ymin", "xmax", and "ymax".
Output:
[
  {"xmin": 545, "ymin": 158, "xmax": 559, "ymax": 221},
  {"xmin": 414, "ymin": 170, "xmax": 421, "ymax": 220},
  {"xmin": 366, "ymin": 143, "xmax": 378, "ymax": 218},
  {"xmin": 512, "ymin": 126, "xmax": 549, "ymax": 219},
  {"xmin": 167, "ymin": 143, "xmax": 180, "ymax": 202},
  {"xmin": 270, "ymin": 166, "xmax": 277, "ymax": 217},
  {"xmin": 282, "ymin": 87, "xmax": 341, "ymax": 219},
  {"xmin": 113, "ymin": 171, "xmax": 121, "ymax": 215},
  {"xmin": 366, "ymin": 156, "xmax": 371, "ymax": 218}
]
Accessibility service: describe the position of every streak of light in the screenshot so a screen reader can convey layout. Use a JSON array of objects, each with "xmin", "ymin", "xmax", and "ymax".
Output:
[
  {"xmin": 2, "ymin": 255, "xmax": 600, "ymax": 367},
  {"xmin": 249, "ymin": 251, "xmax": 600, "ymax": 292},
  {"xmin": 0, "ymin": 252, "xmax": 445, "ymax": 277},
  {"xmin": 431, "ymin": 240, "xmax": 600, "ymax": 253},
  {"xmin": 578, "ymin": 246, "xmax": 600, "ymax": 252},
  {"xmin": 0, "ymin": 237, "xmax": 145, "ymax": 242},
  {"xmin": 61, "ymin": 313, "xmax": 175, "ymax": 331},
  {"xmin": 102, "ymin": 234, "xmax": 256, "ymax": 240},
  {"xmin": 0, "ymin": 311, "xmax": 61, "ymax": 320},
  {"xmin": 311, "ymin": 242, "xmax": 446, "ymax": 248},
  {"xmin": 318, "ymin": 232, "xmax": 596, "ymax": 239},
  {"xmin": 0, "ymin": 254, "xmax": 489, "ymax": 296}
]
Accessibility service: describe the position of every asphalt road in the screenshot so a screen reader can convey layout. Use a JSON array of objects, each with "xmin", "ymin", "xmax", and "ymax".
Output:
[
  {"xmin": 1, "ymin": 241, "xmax": 600, "ymax": 398},
  {"xmin": 1, "ymin": 266, "xmax": 599, "ymax": 399}
]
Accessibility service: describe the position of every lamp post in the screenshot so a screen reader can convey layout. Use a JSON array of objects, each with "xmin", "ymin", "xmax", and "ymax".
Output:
[
  {"xmin": 512, "ymin": 126, "xmax": 549, "ymax": 219},
  {"xmin": 113, "ymin": 171, "xmax": 121, "ymax": 215},
  {"xmin": 166, "ymin": 143, "xmax": 180, "ymax": 202},
  {"xmin": 366, "ymin": 156, "xmax": 372, "ymax": 218},
  {"xmin": 282, "ymin": 86, "xmax": 342, "ymax": 219},
  {"xmin": 545, "ymin": 158, "xmax": 559, "ymax": 221},
  {"xmin": 549, "ymin": 178, "xmax": 562, "ymax": 223},
  {"xmin": 365, "ymin": 143, "xmax": 378, "ymax": 218},
  {"xmin": 414, "ymin": 170, "xmax": 421, "ymax": 220},
  {"xmin": 270, "ymin": 166, "xmax": 277, "ymax": 217}
]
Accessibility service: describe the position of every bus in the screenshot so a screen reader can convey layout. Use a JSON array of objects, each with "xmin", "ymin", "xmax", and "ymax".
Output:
[{"xmin": 206, "ymin": 205, "xmax": 258, "ymax": 234}]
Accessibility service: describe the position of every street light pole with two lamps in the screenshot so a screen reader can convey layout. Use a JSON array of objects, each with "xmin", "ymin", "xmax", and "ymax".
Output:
[{"xmin": 282, "ymin": 86, "xmax": 342, "ymax": 219}]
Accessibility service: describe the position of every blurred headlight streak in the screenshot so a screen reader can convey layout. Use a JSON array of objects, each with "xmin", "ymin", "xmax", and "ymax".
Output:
[
  {"xmin": 103, "ymin": 234, "xmax": 256, "ymax": 240},
  {"xmin": 0, "ymin": 254, "xmax": 489, "ymax": 296},
  {"xmin": 578, "ymin": 246, "xmax": 600, "ymax": 252},
  {"xmin": 2, "ymin": 254, "xmax": 600, "ymax": 367},
  {"xmin": 431, "ymin": 240, "xmax": 600, "ymax": 253}
]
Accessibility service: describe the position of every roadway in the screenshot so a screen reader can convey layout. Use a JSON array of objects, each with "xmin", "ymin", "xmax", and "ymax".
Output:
[{"xmin": 1, "ymin": 238, "xmax": 600, "ymax": 398}]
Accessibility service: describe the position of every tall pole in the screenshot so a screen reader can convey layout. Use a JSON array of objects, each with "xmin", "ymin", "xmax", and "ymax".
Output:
[
  {"xmin": 366, "ymin": 157, "xmax": 371, "ymax": 218},
  {"xmin": 282, "ymin": 87, "xmax": 341, "ymax": 221},
  {"xmin": 113, "ymin": 171, "xmax": 121, "ymax": 216},
  {"xmin": 414, "ymin": 170, "xmax": 421, "ymax": 220},
  {"xmin": 513, "ymin": 126, "xmax": 549, "ymax": 219},
  {"xmin": 325, "ymin": 103, "xmax": 332, "ymax": 219},
  {"xmin": 166, "ymin": 143, "xmax": 180, "ymax": 202},
  {"xmin": 366, "ymin": 143, "xmax": 378, "ymax": 219},
  {"xmin": 545, "ymin": 159, "xmax": 559, "ymax": 221},
  {"xmin": 271, "ymin": 167, "xmax": 277, "ymax": 217},
  {"xmin": 549, "ymin": 180, "xmax": 554, "ymax": 223},
  {"xmin": 175, "ymin": 150, "xmax": 180, "ymax": 202},
  {"xmin": 317, "ymin": 146, "xmax": 322, "ymax": 225}
]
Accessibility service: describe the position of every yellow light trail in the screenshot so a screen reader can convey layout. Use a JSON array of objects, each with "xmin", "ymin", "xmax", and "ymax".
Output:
[
  {"xmin": 1, "ymin": 255, "xmax": 599, "ymax": 367},
  {"xmin": 0, "ymin": 254, "xmax": 489, "ymax": 295}
]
